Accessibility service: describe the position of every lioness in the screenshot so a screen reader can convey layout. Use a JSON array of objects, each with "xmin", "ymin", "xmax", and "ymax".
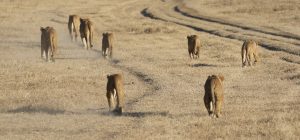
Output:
[
  {"xmin": 40, "ymin": 26, "xmax": 57, "ymax": 62},
  {"xmin": 187, "ymin": 35, "xmax": 201, "ymax": 59},
  {"xmin": 80, "ymin": 18, "xmax": 94, "ymax": 49},
  {"xmin": 204, "ymin": 74, "xmax": 224, "ymax": 118},
  {"xmin": 106, "ymin": 74, "xmax": 125, "ymax": 115},
  {"xmin": 241, "ymin": 40, "xmax": 259, "ymax": 67},
  {"xmin": 102, "ymin": 32, "xmax": 114, "ymax": 58},
  {"xmin": 68, "ymin": 15, "xmax": 80, "ymax": 41}
]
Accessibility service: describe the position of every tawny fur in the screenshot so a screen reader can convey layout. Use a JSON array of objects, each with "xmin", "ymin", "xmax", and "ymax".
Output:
[
  {"xmin": 40, "ymin": 26, "xmax": 57, "ymax": 62},
  {"xmin": 106, "ymin": 74, "xmax": 125, "ymax": 115},
  {"xmin": 79, "ymin": 18, "xmax": 94, "ymax": 49},
  {"xmin": 187, "ymin": 35, "xmax": 201, "ymax": 59},
  {"xmin": 241, "ymin": 40, "xmax": 259, "ymax": 67},
  {"xmin": 102, "ymin": 32, "xmax": 114, "ymax": 58},
  {"xmin": 68, "ymin": 15, "xmax": 80, "ymax": 41},
  {"xmin": 204, "ymin": 74, "xmax": 224, "ymax": 118}
]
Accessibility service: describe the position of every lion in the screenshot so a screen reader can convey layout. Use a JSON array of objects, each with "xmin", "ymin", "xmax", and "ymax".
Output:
[
  {"xmin": 68, "ymin": 15, "xmax": 80, "ymax": 41},
  {"xmin": 241, "ymin": 40, "xmax": 259, "ymax": 67},
  {"xmin": 187, "ymin": 35, "xmax": 201, "ymax": 59},
  {"xmin": 80, "ymin": 18, "xmax": 94, "ymax": 49},
  {"xmin": 40, "ymin": 26, "xmax": 57, "ymax": 62},
  {"xmin": 106, "ymin": 74, "xmax": 125, "ymax": 115},
  {"xmin": 102, "ymin": 32, "xmax": 114, "ymax": 58},
  {"xmin": 204, "ymin": 74, "xmax": 224, "ymax": 118}
]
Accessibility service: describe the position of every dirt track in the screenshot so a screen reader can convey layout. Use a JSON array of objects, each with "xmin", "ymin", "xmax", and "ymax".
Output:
[{"xmin": 0, "ymin": 0, "xmax": 299, "ymax": 139}]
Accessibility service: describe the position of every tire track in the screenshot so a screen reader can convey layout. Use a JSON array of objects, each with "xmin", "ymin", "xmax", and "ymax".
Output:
[
  {"xmin": 141, "ymin": 8, "xmax": 300, "ymax": 56},
  {"xmin": 140, "ymin": 3, "xmax": 300, "ymax": 58},
  {"xmin": 88, "ymin": 0, "xmax": 162, "ymax": 109},
  {"xmin": 174, "ymin": 5, "xmax": 300, "ymax": 53},
  {"xmin": 175, "ymin": 5, "xmax": 300, "ymax": 42},
  {"xmin": 97, "ymin": 0, "xmax": 163, "ymax": 109},
  {"xmin": 109, "ymin": 59, "xmax": 161, "ymax": 108}
]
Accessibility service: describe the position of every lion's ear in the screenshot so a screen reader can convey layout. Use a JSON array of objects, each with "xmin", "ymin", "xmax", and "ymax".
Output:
[
  {"xmin": 109, "ymin": 32, "xmax": 114, "ymax": 38},
  {"xmin": 187, "ymin": 35, "xmax": 190, "ymax": 39},
  {"xmin": 40, "ymin": 27, "xmax": 44, "ymax": 32},
  {"xmin": 218, "ymin": 75, "xmax": 224, "ymax": 81},
  {"xmin": 107, "ymin": 74, "xmax": 110, "ymax": 78}
]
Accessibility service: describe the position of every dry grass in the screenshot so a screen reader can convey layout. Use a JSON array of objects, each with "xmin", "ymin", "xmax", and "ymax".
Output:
[
  {"xmin": 0, "ymin": 0, "xmax": 299, "ymax": 139},
  {"xmin": 184, "ymin": 0, "xmax": 300, "ymax": 35}
]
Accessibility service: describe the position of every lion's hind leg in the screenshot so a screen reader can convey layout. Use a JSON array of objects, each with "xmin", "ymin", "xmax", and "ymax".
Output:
[
  {"xmin": 82, "ymin": 37, "xmax": 87, "ymax": 49},
  {"xmin": 114, "ymin": 84, "xmax": 124, "ymax": 115},
  {"xmin": 86, "ymin": 32, "xmax": 90, "ymax": 49},
  {"xmin": 253, "ymin": 51, "xmax": 259, "ymax": 64},
  {"xmin": 114, "ymin": 96, "xmax": 124, "ymax": 115},
  {"xmin": 74, "ymin": 30, "xmax": 79, "ymax": 42},
  {"xmin": 68, "ymin": 23, "xmax": 73, "ymax": 41},
  {"xmin": 246, "ymin": 51, "xmax": 252, "ymax": 66},
  {"xmin": 106, "ymin": 90, "xmax": 115, "ymax": 111},
  {"xmin": 109, "ymin": 46, "xmax": 113, "ymax": 58},
  {"xmin": 215, "ymin": 99, "xmax": 222, "ymax": 118},
  {"xmin": 113, "ymin": 93, "xmax": 123, "ymax": 115},
  {"xmin": 204, "ymin": 96, "xmax": 213, "ymax": 116},
  {"xmin": 71, "ymin": 23, "xmax": 75, "ymax": 41},
  {"xmin": 102, "ymin": 49, "xmax": 107, "ymax": 57},
  {"xmin": 242, "ymin": 48, "xmax": 247, "ymax": 67},
  {"xmin": 41, "ymin": 47, "xmax": 45, "ymax": 59},
  {"xmin": 105, "ymin": 49, "xmax": 109, "ymax": 58},
  {"xmin": 45, "ymin": 46, "xmax": 50, "ymax": 62},
  {"xmin": 195, "ymin": 46, "xmax": 200, "ymax": 59},
  {"xmin": 241, "ymin": 42, "xmax": 248, "ymax": 67}
]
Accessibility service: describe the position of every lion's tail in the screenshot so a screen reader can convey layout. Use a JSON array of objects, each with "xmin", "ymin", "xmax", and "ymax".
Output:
[
  {"xmin": 241, "ymin": 41, "xmax": 247, "ymax": 65},
  {"xmin": 68, "ymin": 16, "xmax": 73, "ymax": 35},
  {"xmin": 210, "ymin": 79, "xmax": 216, "ymax": 113}
]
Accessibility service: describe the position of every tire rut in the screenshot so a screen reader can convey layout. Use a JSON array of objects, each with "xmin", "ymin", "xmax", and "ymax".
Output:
[
  {"xmin": 141, "ymin": 8, "xmax": 300, "ymax": 56},
  {"xmin": 175, "ymin": 5, "xmax": 300, "ymax": 42},
  {"xmin": 109, "ymin": 59, "xmax": 161, "ymax": 108},
  {"xmin": 141, "ymin": 4, "xmax": 300, "ymax": 59}
]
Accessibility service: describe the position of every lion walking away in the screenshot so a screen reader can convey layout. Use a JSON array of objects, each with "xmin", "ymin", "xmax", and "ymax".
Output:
[
  {"xmin": 40, "ymin": 26, "xmax": 57, "ymax": 62},
  {"xmin": 68, "ymin": 15, "xmax": 80, "ymax": 41},
  {"xmin": 102, "ymin": 32, "xmax": 114, "ymax": 58},
  {"xmin": 204, "ymin": 74, "xmax": 224, "ymax": 118},
  {"xmin": 187, "ymin": 35, "xmax": 201, "ymax": 59},
  {"xmin": 80, "ymin": 18, "xmax": 94, "ymax": 49},
  {"xmin": 106, "ymin": 74, "xmax": 125, "ymax": 115},
  {"xmin": 241, "ymin": 40, "xmax": 259, "ymax": 67}
]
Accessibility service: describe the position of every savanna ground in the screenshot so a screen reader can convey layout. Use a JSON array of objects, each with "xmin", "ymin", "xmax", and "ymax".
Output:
[{"xmin": 0, "ymin": 0, "xmax": 299, "ymax": 139}]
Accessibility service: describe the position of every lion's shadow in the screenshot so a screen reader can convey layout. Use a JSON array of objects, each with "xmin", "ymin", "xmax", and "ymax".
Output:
[
  {"xmin": 192, "ymin": 63, "xmax": 218, "ymax": 67},
  {"xmin": 101, "ymin": 111, "xmax": 170, "ymax": 118},
  {"xmin": 7, "ymin": 105, "xmax": 65, "ymax": 115}
]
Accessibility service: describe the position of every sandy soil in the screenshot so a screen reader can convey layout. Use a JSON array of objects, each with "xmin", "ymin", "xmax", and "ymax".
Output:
[{"xmin": 0, "ymin": 0, "xmax": 299, "ymax": 139}]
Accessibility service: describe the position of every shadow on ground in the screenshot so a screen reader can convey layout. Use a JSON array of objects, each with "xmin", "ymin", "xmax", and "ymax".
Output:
[
  {"xmin": 192, "ymin": 63, "xmax": 218, "ymax": 67},
  {"xmin": 101, "ymin": 111, "xmax": 170, "ymax": 118},
  {"xmin": 7, "ymin": 105, "xmax": 65, "ymax": 115}
]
